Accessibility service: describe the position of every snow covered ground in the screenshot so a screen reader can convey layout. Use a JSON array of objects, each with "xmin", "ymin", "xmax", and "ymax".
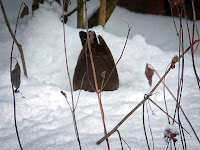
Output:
[{"xmin": 0, "ymin": 1, "xmax": 200, "ymax": 150}]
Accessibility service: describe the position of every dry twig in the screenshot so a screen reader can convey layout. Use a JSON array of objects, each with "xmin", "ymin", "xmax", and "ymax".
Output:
[
  {"xmin": 101, "ymin": 23, "xmax": 131, "ymax": 91},
  {"xmin": 3, "ymin": 1, "xmax": 30, "ymax": 149},
  {"xmin": 150, "ymin": 65, "xmax": 199, "ymax": 143},
  {"xmin": 143, "ymin": 103, "xmax": 151, "ymax": 150},
  {"xmin": 0, "ymin": 0, "xmax": 28, "ymax": 77},
  {"xmin": 117, "ymin": 130, "xmax": 124, "ymax": 150},
  {"xmin": 61, "ymin": 0, "xmax": 81, "ymax": 149},
  {"xmin": 96, "ymin": 39, "xmax": 199, "ymax": 145},
  {"xmin": 84, "ymin": 0, "xmax": 110, "ymax": 149}
]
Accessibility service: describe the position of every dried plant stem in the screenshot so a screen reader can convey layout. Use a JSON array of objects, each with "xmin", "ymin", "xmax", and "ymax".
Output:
[
  {"xmin": 64, "ymin": 1, "xmax": 87, "ymax": 19},
  {"xmin": 146, "ymin": 102, "xmax": 154, "ymax": 150},
  {"xmin": 96, "ymin": 39, "xmax": 199, "ymax": 145},
  {"xmin": 166, "ymin": 3, "xmax": 199, "ymax": 148},
  {"xmin": 163, "ymin": 76, "xmax": 170, "ymax": 124},
  {"xmin": 10, "ymin": 60, "xmax": 23, "ymax": 150},
  {"xmin": 176, "ymin": 5, "xmax": 200, "ymax": 142},
  {"xmin": 121, "ymin": 139, "xmax": 131, "ymax": 150},
  {"xmin": 101, "ymin": 24, "xmax": 131, "ymax": 91},
  {"xmin": 153, "ymin": 69, "xmax": 199, "ymax": 143},
  {"xmin": 148, "ymin": 98, "xmax": 189, "ymax": 135},
  {"xmin": 75, "ymin": 72, "xmax": 86, "ymax": 110},
  {"xmin": 117, "ymin": 130, "xmax": 131, "ymax": 150},
  {"xmin": 84, "ymin": 45, "xmax": 95, "ymax": 91},
  {"xmin": 176, "ymin": 9, "xmax": 187, "ymax": 149},
  {"xmin": 117, "ymin": 130, "xmax": 124, "ymax": 150},
  {"xmin": 143, "ymin": 103, "xmax": 151, "ymax": 150},
  {"xmin": 84, "ymin": 1, "xmax": 110, "ymax": 149},
  {"xmin": 5, "ymin": 2, "xmax": 28, "ymax": 149},
  {"xmin": 61, "ymin": 91, "xmax": 72, "ymax": 111},
  {"xmin": 61, "ymin": 1, "xmax": 81, "ymax": 149},
  {"xmin": 190, "ymin": 0, "xmax": 200, "ymax": 89},
  {"xmin": 0, "ymin": 0, "xmax": 28, "ymax": 77},
  {"xmin": 97, "ymin": 66, "xmax": 170, "ymax": 145}
]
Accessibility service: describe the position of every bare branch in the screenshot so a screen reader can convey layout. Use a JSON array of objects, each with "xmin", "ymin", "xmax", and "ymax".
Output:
[
  {"xmin": 61, "ymin": 0, "xmax": 81, "ymax": 149},
  {"xmin": 148, "ymin": 98, "xmax": 190, "ymax": 135},
  {"xmin": 143, "ymin": 103, "xmax": 151, "ymax": 150},
  {"xmin": 75, "ymin": 72, "xmax": 86, "ymax": 110},
  {"xmin": 101, "ymin": 23, "xmax": 131, "ymax": 91},
  {"xmin": 0, "ymin": 0, "xmax": 28, "ymax": 77},
  {"xmin": 116, "ymin": 130, "xmax": 124, "ymax": 150},
  {"xmin": 84, "ymin": 1, "xmax": 110, "ymax": 149},
  {"xmin": 96, "ymin": 39, "xmax": 199, "ymax": 145}
]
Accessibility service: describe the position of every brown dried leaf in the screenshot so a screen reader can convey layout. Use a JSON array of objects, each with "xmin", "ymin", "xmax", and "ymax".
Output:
[
  {"xmin": 145, "ymin": 64, "xmax": 154, "ymax": 86},
  {"xmin": 11, "ymin": 62, "xmax": 21, "ymax": 91},
  {"xmin": 20, "ymin": 3, "xmax": 29, "ymax": 18}
]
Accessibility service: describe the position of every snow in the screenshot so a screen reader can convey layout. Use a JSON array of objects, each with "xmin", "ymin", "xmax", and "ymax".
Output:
[{"xmin": 0, "ymin": 0, "xmax": 200, "ymax": 150}]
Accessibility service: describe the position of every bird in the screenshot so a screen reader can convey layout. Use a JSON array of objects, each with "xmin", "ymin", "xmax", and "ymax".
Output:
[{"xmin": 73, "ymin": 31, "xmax": 119, "ymax": 92}]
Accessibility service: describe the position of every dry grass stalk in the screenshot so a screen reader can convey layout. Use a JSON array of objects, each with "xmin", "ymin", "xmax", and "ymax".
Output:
[
  {"xmin": 96, "ymin": 39, "xmax": 199, "ymax": 145},
  {"xmin": 61, "ymin": 0, "xmax": 82, "ymax": 149},
  {"xmin": 0, "ymin": 0, "xmax": 28, "ymax": 77},
  {"xmin": 84, "ymin": 0, "xmax": 110, "ymax": 149}
]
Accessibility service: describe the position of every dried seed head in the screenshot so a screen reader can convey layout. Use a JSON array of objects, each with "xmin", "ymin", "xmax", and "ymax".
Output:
[
  {"xmin": 172, "ymin": 55, "xmax": 179, "ymax": 64},
  {"xmin": 170, "ymin": 55, "xmax": 179, "ymax": 69}
]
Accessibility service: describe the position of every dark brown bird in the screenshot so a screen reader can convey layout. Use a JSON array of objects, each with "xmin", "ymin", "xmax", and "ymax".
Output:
[{"xmin": 73, "ymin": 31, "xmax": 119, "ymax": 92}]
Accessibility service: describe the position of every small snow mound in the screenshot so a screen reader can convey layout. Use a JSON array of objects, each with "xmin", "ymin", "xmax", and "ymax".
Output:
[
  {"xmin": 132, "ymin": 34, "xmax": 146, "ymax": 44},
  {"xmin": 79, "ymin": 115, "xmax": 103, "ymax": 134}
]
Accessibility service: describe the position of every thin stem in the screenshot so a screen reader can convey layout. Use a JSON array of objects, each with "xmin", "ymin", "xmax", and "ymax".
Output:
[
  {"xmin": 175, "ymin": 6, "xmax": 187, "ymax": 149},
  {"xmin": 64, "ymin": 1, "xmax": 87, "ymax": 18},
  {"xmin": 75, "ymin": 72, "xmax": 86, "ymax": 110},
  {"xmin": 153, "ymin": 69, "xmax": 199, "ymax": 142},
  {"xmin": 116, "ymin": 130, "xmax": 131, "ymax": 150},
  {"xmin": 0, "ymin": 0, "xmax": 27, "ymax": 77},
  {"xmin": 163, "ymin": 73, "xmax": 170, "ymax": 124},
  {"xmin": 62, "ymin": 0, "xmax": 81, "ymax": 149},
  {"xmin": 146, "ymin": 102, "xmax": 154, "ymax": 150},
  {"xmin": 190, "ymin": 0, "xmax": 200, "ymax": 88},
  {"xmin": 116, "ymin": 130, "xmax": 124, "ymax": 150},
  {"xmin": 3, "ymin": 1, "xmax": 27, "ymax": 149},
  {"xmin": 101, "ymin": 24, "xmax": 131, "ymax": 91},
  {"xmin": 84, "ymin": 0, "xmax": 110, "ymax": 149},
  {"xmin": 143, "ymin": 103, "xmax": 151, "ymax": 150},
  {"xmin": 148, "ymin": 98, "xmax": 190, "ymax": 135},
  {"xmin": 6, "ymin": 1, "xmax": 26, "ymax": 149},
  {"xmin": 61, "ymin": 91, "xmax": 72, "ymax": 112},
  {"xmin": 96, "ymin": 40, "xmax": 199, "ymax": 145}
]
